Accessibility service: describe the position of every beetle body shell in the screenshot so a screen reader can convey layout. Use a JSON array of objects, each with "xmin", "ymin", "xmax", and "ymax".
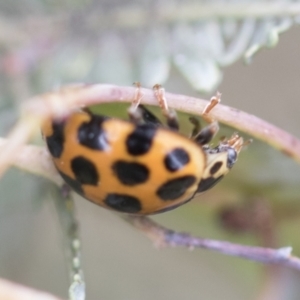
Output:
[{"xmin": 42, "ymin": 111, "xmax": 211, "ymax": 215}]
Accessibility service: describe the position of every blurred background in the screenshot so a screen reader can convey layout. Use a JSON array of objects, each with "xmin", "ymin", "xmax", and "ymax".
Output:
[{"xmin": 0, "ymin": 1, "xmax": 300, "ymax": 299}]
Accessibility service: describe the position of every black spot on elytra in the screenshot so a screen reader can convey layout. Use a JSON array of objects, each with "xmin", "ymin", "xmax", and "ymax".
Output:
[
  {"xmin": 156, "ymin": 176, "xmax": 196, "ymax": 201},
  {"xmin": 210, "ymin": 161, "xmax": 223, "ymax": 175},
  {"xmin": 58, "ymin": 171, "xmax": 85, "ymax": 196},
  {"xmin": 126, "ymin": 124, "xmax": 157, "ymax": 156},
  {"xmin": 78, "ymin": 115, "xmax": 108, "ymax": 150},
  {"xmin": 164, "ymin": 148, "xmax": 190, "ymax": 172},
  {"xmin": 104, "ymin": 193, "xmax": 142, "ymax": 213},
  {"xmin": 197, "ymin": 175, "xmax": 223, "ymax": 193},
  {"xmin": 46, "ymin": 121, "xmax": 66, "ymax": 158},
  {"xmin": 71, "ymin": 156, "xmax": 99, "ymax": 185},
  {"xmin": 112, "ymin": 161, "xmax": 149, "ymax": 185}
]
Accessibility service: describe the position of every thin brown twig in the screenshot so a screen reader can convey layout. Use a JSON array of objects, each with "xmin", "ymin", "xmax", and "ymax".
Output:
[
  {"xmin": 28, "ymin": 84, "xmax": 300, "ymax": 161},
  {"xmin": 0, "ymin": 84, "xmax": 299, "ymax": 178},
  {"xmin": 124, "ymin": 215, "xmax": 300, "ymax": 271},
  {"xmin": 0, "ymin": 138, "xmax": 61, "ymax": 184}
]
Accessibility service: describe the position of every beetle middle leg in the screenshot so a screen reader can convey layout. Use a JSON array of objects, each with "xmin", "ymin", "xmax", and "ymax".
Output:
[
  {"xmin": 192, "ymin": 93, "xmax": 221, "ymax": 146},
  {"xmin": 153, "ymin": 84, "xmax": 179, "ymax": 131},
  {"xmin": 128, "ymin": 83, "xmax": 163, "ymax": 127}
]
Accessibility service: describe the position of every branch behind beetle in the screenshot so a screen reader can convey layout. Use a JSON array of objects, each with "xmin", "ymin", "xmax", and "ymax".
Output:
[{"xmin": 0, "ymin": 84, "xmax": 299, "ymax": 179}]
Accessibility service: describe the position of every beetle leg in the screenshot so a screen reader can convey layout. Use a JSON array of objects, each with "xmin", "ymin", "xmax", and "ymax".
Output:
[
  {"xmin": 81, "ymin": 106, "xmax": 94, "ymax": 115},
  {"xmin": 128, "ymin": 82, "xmax": 144, "ymax": 124},
  {"xmin": 193, "ymin": 93, "xmax": 221, "ymax": 146},
  {"xmin": 194, "ymin": 121, "xmax": 219, "ymax": 146},
  {"xmin": 128, "ymin": 83, "xmax": 163, "ymax": 127},
  {"xmin": 223, "ymin": 133, "xmax": 251, "ymax": 154},
  {"xmin": 153, "ymin": 84, "xmax": 179, "ymax": 131},
  {"xmin": 189, "ymin": 116, "xmax": 201, "ymax": 138},
  {"xmin": 138, "ymin": 105, "xmax": 163, "ymax": 127},
  {"xmin": 202, "ymin": 92, "xmax": 221, "ymax": 123}
]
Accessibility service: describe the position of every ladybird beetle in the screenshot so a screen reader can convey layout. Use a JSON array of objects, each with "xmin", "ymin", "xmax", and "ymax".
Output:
[{"xmin": 42, "ymin": 85, "xmax": 244, "ymax": 215}]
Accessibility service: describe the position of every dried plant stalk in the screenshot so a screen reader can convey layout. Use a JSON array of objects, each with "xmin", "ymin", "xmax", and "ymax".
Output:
[{"xmin": 0, "ymin": 84, "xmax": 299, "ymax": 179}]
